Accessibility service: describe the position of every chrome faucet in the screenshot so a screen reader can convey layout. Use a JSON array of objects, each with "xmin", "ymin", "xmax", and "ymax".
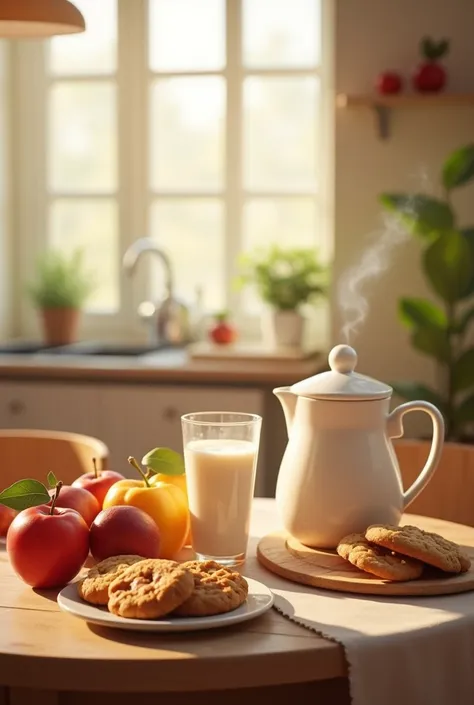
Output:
[{"xmin": 123, "ymin": 238, "xmax": 190, "ymax": 346}]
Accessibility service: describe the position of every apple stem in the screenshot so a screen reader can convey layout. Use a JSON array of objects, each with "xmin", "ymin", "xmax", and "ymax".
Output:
[
  {"xmin": 92, "ymin": 457, "xmax": 100, "ymax": 479},
  {"xmin": 128, "ymin": 456, "xmax": 150, "ymax": 487},
  {"xmin": 50, "ymin": 481, "xmax": 63, "ymax": 515}
]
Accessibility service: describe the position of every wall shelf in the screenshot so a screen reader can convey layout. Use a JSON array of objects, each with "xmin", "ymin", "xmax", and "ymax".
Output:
[{"xmin": 336, "ymin": 92, "xmax": 474, "ymax": 140}]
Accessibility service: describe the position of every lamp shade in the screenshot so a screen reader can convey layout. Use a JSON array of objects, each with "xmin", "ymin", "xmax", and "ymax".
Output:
[{"xmin": 0, "ymin": 0, "xmax": 85, "ymax": 38}]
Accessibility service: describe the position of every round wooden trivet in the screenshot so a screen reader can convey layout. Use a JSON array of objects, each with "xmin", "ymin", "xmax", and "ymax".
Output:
[{"xmin": 256, "ymin": 515, "xmax": 474, "ymax": 596}]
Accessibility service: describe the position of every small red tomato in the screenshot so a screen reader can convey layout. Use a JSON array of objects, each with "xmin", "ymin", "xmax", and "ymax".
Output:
[
  {"xmin": 376, "ymin": 71, "xmax": 403, "ymax": 95},
  {"xmin": 209, "ymin": 312, "xmax": 237, "ymax": 345}
]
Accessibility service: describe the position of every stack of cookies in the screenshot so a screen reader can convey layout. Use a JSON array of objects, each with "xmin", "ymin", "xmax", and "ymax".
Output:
[
  {"xmin": 77, "ymin": 556, "xmax": 249, "ymax": 619},
  {"xmin": 337, "ymin": 524, "xmax": 472, "ymax": 582}
]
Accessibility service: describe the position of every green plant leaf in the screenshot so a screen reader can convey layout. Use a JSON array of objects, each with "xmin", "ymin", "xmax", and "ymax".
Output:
[
  {"xmin": 47, "ymin": 471, "xmax": 58, "ymax": 489},
  {"xmin": 142, "ymin": 447, "xmax": 185, "ymax": 476},
  {"xmin": 459, "ymin": 228, "xmax": 474, "ymax": 297},
  {"xmin": 410, "ymin": 323, "xmax": 449, "ymax": 362},
  {"xmin": 442, "ymin": 144, "xmax": 474, "ymax": 190},
  {"xmin": 423, "ymin": 230, "xmax": 473, "ymax": 303},
  {"xmin": 379, "ymin": 193, "xmax": 454, "ymax": 237},
  {"xmin": 452, "ymin": 350, "xmax": 474, "ymax": 393},
  {"xmin": 454, "ymin": 393, "xmax": 474, "ymax": 428},
  {"xmin": 399, "ymin": 297, "xmax": 446, "ymax": 329},
  {"xmin": 456, "ymin": 305, "xmax": 474, "ymax": 335},
  {"xmin": 0, "ymin": 479, "xmax": 50, "ymax": 511},
  {"xmin": 391, "ymin": 381, "xmax": 446, "ymax": 412}
]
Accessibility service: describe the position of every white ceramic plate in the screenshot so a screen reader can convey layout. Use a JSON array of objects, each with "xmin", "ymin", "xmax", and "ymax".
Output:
[{"xmin": 57, "ymin": 577, "xmax": 274, "ymax": 632}]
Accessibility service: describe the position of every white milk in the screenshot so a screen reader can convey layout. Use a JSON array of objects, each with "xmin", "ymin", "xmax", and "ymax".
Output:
[{"xmin": 184, "ymin": 438, "xmax": 258, "ymax": 558}]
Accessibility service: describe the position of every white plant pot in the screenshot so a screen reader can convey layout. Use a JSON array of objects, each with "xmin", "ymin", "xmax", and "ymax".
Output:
[{"xmin": 262, "ymin": 309, "xmax": 304, "ymax": 349}]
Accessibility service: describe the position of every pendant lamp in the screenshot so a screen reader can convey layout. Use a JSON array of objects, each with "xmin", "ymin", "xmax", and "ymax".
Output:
[{"xmin": 0, "ymin": 0, "xmax": 85, "ymax": 38}]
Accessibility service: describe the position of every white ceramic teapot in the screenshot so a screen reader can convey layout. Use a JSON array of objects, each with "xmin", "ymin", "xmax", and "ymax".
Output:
[{"xmin": 274, "ymin": 344, "xmax": 445, "ymax": 549}]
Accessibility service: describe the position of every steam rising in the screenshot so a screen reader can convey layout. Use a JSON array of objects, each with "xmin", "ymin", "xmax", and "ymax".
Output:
[{"xmin": 338, "ymin": 212, "xmax": 411, "ymax": 343}]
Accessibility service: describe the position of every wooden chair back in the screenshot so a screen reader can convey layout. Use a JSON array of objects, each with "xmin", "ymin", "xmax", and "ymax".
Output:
[
  {"xmin": 0, "ymin": 429, "xmax": 109, "ymax": 489},
  {"xmin": 395, "ymin": 439, "xmax": 474, "ymax": 527}
]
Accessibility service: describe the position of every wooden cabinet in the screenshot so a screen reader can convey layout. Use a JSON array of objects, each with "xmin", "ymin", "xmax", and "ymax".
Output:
[
  {"xmin": 0, "ymin": 381, "xmax": 101, "ymax": 436},
  {"xmin": 98, "ymin": 385, "xmax": 266, "ymax": 495},
  {"xmin": 0, "ymin": 381, "xmax": 267, "ymax": 494}
]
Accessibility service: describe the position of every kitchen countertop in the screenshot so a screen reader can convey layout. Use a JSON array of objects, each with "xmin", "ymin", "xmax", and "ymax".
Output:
[{"xmin": 0, "ymin": 347, "xmax": 324, "ymax": 386}]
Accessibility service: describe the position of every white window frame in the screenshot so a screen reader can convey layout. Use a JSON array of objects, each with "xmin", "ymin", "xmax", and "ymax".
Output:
[{"xmin": 11, "ymin": 0, "xmax": 334, "ymax": 344}]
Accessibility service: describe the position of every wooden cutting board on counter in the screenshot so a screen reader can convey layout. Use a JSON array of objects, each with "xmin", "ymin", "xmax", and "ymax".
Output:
[
  {"xmin": 257, "ymin": 517, "xmax": 474, "ymax": 597},
  {"xmin": 188, "ymin": 341, "xmax": 321, "ymax": 362}
]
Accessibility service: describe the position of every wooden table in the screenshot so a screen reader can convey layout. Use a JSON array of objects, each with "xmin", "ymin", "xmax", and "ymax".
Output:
[{"xmin": 0, "ymin": 499, "xmax": 347, "ymax": 705}]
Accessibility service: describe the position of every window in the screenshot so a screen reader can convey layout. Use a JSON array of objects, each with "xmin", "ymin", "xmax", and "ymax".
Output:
[{"xmin": 14, "ymin": 0, "xmax": 328, "ymax": 340}]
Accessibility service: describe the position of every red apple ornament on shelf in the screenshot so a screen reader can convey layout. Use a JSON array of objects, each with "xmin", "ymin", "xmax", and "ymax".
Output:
[
  {"xmin": 413, "ymin": 37, "xmax": 449, "ymax": 93},
  {"xmin": 376, "ymin": 71, "xmax": 403, "ymax": 95},
  {"xmin": 209, "ymin": 311, "xmax": 237, "ymax": 345},
  {"xmin": 72, "ymin": 457, "xmax": 124, "ymax": 508},
  {"xmin": 5, "ymin": 479, "xmax": 89, "ymax": 589}
]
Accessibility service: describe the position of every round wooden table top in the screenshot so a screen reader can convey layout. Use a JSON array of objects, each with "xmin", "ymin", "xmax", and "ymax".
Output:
[
  {"xmin": 0, "ymin": 498, "xmax": 345, "ymax": 695},
  {"xmin": 1, "ymin": 499, "xmax": 473, "ymax": 700}
]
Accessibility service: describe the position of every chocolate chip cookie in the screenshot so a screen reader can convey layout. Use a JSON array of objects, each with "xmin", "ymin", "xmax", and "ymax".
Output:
[
  {"xmin": 108, "ymin": 558, "xmax": 194, "ymax": 619},
  {"xmin": 78, "ymin": 555, "xmax": 144, "ymax": 605},
  {"xmin": 173, "ymin": 560, "xmax": 248, "ymax": 617},
  {"xmin": 337, "ymin": 532, "xmax": 424, "ymax": 581},
  {"xmin": 365, "ymin": 524, "xmax": 471, "ymax": 574}
]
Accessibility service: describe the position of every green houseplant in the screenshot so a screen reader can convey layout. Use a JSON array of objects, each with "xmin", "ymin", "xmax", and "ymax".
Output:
[
  {"xmin": 237, "ymin": 245, "xmax": 328, "ymax": 348},
  {"xmin": 379, "ymin": 143, "xmax": 474, "ymax": 441},
  {"xmin": 27, "ymin": 247, "xmax": 96, "ymax": 346}
]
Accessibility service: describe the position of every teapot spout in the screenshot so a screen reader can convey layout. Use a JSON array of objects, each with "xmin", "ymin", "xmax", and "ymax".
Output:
[{"xmin": 273, "ymin": 386, "xmax": 297, "ymax": 437}]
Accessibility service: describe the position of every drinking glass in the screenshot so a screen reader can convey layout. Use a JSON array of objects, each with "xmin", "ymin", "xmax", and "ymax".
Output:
[{"xmin": 181, "ymin": 411, "xmax": 262, "ymax": 566}]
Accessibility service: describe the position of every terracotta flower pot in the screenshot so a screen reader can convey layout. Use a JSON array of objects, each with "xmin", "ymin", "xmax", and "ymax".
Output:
[{"xmin": 40, "ymin": 308, "xmax": 80, "ymax": 346}]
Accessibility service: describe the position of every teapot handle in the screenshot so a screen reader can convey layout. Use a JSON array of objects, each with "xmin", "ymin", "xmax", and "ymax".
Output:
[{"xmin": 386, "ymin": 400, "xmax": 445, "ymax": 510}]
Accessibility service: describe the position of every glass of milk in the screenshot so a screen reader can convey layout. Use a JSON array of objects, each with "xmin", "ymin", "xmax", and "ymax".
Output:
[{"xmin": 181, "ymin": 411, "xmax": 262, "ymax": 566}]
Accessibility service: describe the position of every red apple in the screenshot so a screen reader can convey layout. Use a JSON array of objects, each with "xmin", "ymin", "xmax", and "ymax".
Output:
[
  {"xmin": 376, "ymin": 71, "xmax": 403, "ymax": 95},
  {"xmin": 72, "ymin": 458, "xmax": 124, "ymax": 508},
  {"xmin": 0, "ymin": 505, "xmax": 17, "ymax": 537},
  {"xmin": 7, "ymin": 503, "xmax": 89, "ymax": 588},
  {"xmin": 89, "ymin": 505, "xmax": 161, "ymax": 561},
  {"xmin": 49, "ymin": 485, "xmax": 100, "ymax": 527}
]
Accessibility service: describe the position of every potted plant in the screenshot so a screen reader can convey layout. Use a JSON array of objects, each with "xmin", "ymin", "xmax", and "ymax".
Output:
[
  {"xmin": 27, "ymin": 247, "xmax": 96, "ymax": 346},
  {"xmin": 379, "ymin": 143, "xmax": 474, "ymax": 442},
  {"xmin": 237, "ymin": 245, "xmax": 328, "ymax": 348}
]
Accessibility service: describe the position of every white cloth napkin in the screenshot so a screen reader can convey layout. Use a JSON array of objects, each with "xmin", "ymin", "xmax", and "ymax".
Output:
[{"xmin": 246, "ymin": 501, "xmax": 474, "ymax": 705}]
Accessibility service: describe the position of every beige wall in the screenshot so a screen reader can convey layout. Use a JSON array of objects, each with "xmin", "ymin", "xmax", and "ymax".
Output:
[
  {"xmin": 332, "ymin": 0, "xmax": 474, "ymax": 429},
  {"xmin": 0, "ymin": 41, "xmax": 11, "ymax": 341}
]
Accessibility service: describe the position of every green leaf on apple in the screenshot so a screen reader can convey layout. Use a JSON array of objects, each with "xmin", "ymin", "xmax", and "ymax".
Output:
[
  {"xmin": 142, "ymin": 447, "xmax": 185, "ymax": 476},
  {"xmin": 0, "ymin": 479, "xmax": 50, "ymax": 511},
  {"xmin": 47, "ymin": 471, "xmax": 58, "ymax": 489}
]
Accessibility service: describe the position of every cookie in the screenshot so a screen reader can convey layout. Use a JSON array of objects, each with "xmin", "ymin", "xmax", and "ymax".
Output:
[
  {"xmin": 173, "ymin": 560, "xmax": 248, "ymax": 617},
  {"xmin": 337, "ymin": 533, "xmax": 424, "ymax": 581},
  {"xmin": 78, "ymin": 555, "xmax": 144, "ymax": 605},
  {"xmin": 365, "ymin": 524, "xmax": 471, "ymax": 574},
  {"xmin": 108, "ymin": 559, "xmax": 194, "ymax": 619}
]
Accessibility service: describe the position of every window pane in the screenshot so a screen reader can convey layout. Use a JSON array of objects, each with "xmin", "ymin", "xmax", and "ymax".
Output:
[
  {"xmin": 49, "ymin": 199, "xmax": 119, "ymax": 313},
  {"xmin": 243, "ymin": 0, "xmax": 320, "ymax": 68},
  {"xmin": 243, "ymin": 198, "xmax": 317, "ymax": 251},
  {"xmin": 150, "ymin": 78, "xmax": 225, "ymax": 192},
  {"xmin": 49, "ymin": 0, "xmax": 117, "ymax": 75},
  {"xmin": 48, "ymin": 82, "xmax": 117, "ymax": 193},
  {"xmin": 149, "ymin": 0, "xmax": 225, "ymax": 72},
  {"xmin": 242, "ymin": 198, "xmax": 318, "ymax": 313},
  {"xmin": 244, "ymin": 77, "xmax": 318, "ymax": 191},
  {"xmin": 150, "ymin": 200, "xmax": 224, "ymax": 310}
]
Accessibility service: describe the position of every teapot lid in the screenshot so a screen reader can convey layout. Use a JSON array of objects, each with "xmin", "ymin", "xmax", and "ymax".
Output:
[{"xmin": 290, "ymin": 344, "xmax": 392, "ymax": 400}]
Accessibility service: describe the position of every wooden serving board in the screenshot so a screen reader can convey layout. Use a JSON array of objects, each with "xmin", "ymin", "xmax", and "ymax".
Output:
[{"xmin": 257, "ymin": 519, "xmax": 474, "ymax": 597}]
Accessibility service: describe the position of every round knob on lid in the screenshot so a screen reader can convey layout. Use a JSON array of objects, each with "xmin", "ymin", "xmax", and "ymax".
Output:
[{"xmin": 328, "ymin": 344, "xmax": 357, "ymax": 374}]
